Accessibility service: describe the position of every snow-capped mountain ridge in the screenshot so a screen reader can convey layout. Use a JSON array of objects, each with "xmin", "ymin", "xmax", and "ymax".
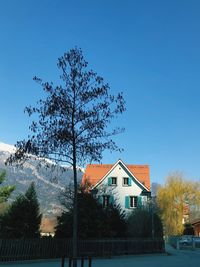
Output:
[
  {"xmin": 0, "ymin": 141, "xmax": 83, "ymax": 216},
  {"xmin": 0, "ymin": 142, "xmax": 15, "ymax": 154}
]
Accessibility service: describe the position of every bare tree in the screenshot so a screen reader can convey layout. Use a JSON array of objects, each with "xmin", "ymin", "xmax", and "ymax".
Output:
[{"xmin": 6, "ymin": 47, "xmax": 125, "ymax": 267}]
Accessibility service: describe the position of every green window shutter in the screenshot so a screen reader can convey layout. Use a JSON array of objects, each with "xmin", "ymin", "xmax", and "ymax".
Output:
[
  {"xmin": 109, "ymin": 195, "xmax": 114, "ymax": 205},
  {"xmin": 98, "ymin": 195, "xmax": 103, "ymax": 205},
  {"xmin": 137, "ymin": 196, "xmax": 142, "ymax": 207},
  {"xmin": 108, "ymin": 177, "xmax": 112, "ymax": 186},
  {"xmin": 125, "ymin": 196, "xmax": 130, "ymax": 209},
  {"xmin": 128, "ymin": 178, "xmax": 132, "ymax": 186}
]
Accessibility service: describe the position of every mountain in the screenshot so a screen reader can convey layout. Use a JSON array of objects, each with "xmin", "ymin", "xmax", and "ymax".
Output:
[{"xmin": 0, "ymin": 142, "xmax": 83, "ymax": 216}]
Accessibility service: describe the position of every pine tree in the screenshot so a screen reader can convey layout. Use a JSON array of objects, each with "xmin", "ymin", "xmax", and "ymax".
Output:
[
  {"xmin": 0, "ymin": 170, "xmax": 15, "ymax": 204},
  {"xmin": 1, "ymin": 182, "xmax": 42, "ymax": 238},
  {"xmin": 0, "ymin": 170, "xmax": 15, "ymax": 215}
]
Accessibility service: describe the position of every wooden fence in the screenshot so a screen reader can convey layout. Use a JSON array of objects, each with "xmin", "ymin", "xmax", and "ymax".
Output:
[{"xmin": 0, "ymin": 238, "xmax": 164, "ymax": 262}]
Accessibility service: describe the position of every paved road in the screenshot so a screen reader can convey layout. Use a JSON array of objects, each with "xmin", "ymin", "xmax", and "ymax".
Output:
[
  {"xmin": 1, "ymin": 245, "xmax": 200, "ymax": 267},
  {"xmin": 93, "ymin": 247, "xmax": 200, "ymax": 267}
]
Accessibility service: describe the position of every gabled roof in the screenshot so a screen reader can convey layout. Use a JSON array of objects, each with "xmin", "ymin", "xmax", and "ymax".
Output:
[{"xmin": 82, "ymin": 159, "xmax": 150, "ymax": 190}]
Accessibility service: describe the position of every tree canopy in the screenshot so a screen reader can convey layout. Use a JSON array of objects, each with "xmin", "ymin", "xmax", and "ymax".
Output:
[
  {"xmin": 6, "ymin": 47, "xmax": 125, "ymax": 266},
  {"xmin": 0, "ymin": 170, "xmax": 15, "ymax": 204},
  {"xmin": 126, "ymin": 208, "xmax": 163, "ymax": 238},
  {"xmin": 157, "ymin": 172, "xmax": 200, "ymax": 236},
  {"xmin": 0, "ymin": 170, "xmax": 15, "ymax": 215},
  {"xmin": 7, "ymin": 47, "xmax": 125, "ymax": 167},
  {"xmin": 0, "ymin": 182, "xmax": 42, "ymax": 238},
  {"xmin": 55, "ymin": 189, "xmax": 126, "ymax": 239}
]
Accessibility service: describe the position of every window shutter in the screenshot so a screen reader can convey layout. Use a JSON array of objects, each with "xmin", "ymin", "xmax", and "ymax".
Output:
[
  {"xmin": 98, "ymin": 195, "xmax": 103, "ymax": 205},
  {"xmin": 125, "ymin": 196, "xmax": 130, "ymax": 209},
  {"xmin": 108, "ymin": 177, "xmax": 112, "ymax": 186},
  {"xmin": 128, "ymin": 178, "xmax": 132, "ymax": 186},
  {"xmin": 109, "ymin": 195, "xmax": 114, "ymax": 205},
  {"xmin": 137, "ymin": 196, "xmax": 142, "ymax": 207}
]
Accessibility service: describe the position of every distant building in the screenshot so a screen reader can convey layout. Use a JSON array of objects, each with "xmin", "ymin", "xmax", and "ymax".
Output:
[
  {"xmin": 40, "ymin": 217, "xmax": 57, "ymax": 237},
  {"xmin": 82, "ymin": 159, "xmax": 151, "ymax": 211},
  {"xmin": 191, "ymin": 219, "xmax": 200, "ymax": 236}
]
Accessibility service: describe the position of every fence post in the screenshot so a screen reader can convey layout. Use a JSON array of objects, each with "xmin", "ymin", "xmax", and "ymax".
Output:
[
  {"xmin": 0, "ymin": 239, "xmax": 2, "ymax": 262},
  {"xmin": 81, "ymin": 256, "xmax": 84, "ymax": 267},
  {"xmin": 61, "ymin": 256, "xmax": 65, "ymax": 267},
  {"xmin": 68, "ymin": 257, "xmax": 72, "ymax": 267},
  {"xmin": 192, "ymin": 237, "xmax": 195, "ymax": 250},
  {"xmin": 88, "ymin": 257, "xmax": 92, "ymax": 267},
  {"xmin": 176, "ymin": 239, "xmax": 180, "ymax": 250}
]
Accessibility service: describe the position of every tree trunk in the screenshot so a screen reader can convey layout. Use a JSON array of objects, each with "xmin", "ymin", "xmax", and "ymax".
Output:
[{"xmin": 72, "ymin": 146, "xmax": 78, "ymax": 267}]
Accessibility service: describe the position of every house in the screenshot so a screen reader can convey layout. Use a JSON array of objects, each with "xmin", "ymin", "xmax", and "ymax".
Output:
[
  {"xmin": 82, "ymin": 159, "xmax": 151, "ymax": 211},
  {"xmin": 191, "ymin": 219, "xmax": 200, "ymax": 236},
  {"xmin": 40, "ymin": 216, "xmax": 57, "ymax": 237}
]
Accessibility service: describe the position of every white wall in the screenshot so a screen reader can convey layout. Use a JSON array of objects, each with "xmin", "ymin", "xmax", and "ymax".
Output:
[{"xmin": 96, "ymin": 162, "xmax": 147, "ymax": 211}]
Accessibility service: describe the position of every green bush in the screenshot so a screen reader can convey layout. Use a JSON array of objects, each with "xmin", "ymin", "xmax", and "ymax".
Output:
[{"xmin": 127, "ymin": 208, "xmax": 163, "ymax": 238}]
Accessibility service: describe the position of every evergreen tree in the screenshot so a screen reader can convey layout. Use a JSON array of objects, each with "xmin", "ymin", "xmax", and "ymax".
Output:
[
  {"xmin": 0, "ymin": 170, "xmax": 15, "ymax": 216},
  {"xmin": 0, "ymin": 170, "xmax": 15, "ymax": 204},
  {"xmin": 127, "ymin": 208, "xmax": 163, "ymax": 238},
  {"xmin": 1, "ymin": 182, "xmax": 42, "ymax": 238},
  {"xmin": 55, "ymin": 210, "xmax": 73, "ymax": 238},
  {"xmin": 55, "ymin": 190, "xmax": 126, "ymax": 239}
]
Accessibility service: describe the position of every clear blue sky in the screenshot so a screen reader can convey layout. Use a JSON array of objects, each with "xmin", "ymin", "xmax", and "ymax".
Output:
[{"xmin": 1, "ymin": 0, "xmax": 200, "ymax": 185}]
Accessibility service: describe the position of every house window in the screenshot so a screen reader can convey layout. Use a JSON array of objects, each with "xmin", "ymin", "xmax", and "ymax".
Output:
[
  {"xmin": 100, "ymin": 195, "xmax": 114, "ymax": 208},
  {"xmin": 123, "ymin": 177, "xmax": 131, "ymax": 186},
  {"xmin": 108, "ymin": 177, "xmax": 117, "ymax": 186},
  {"xmin": 111, "ymin": 177, "xmax": 117, "ymax": 185},
  {"xmin": 123, "ymin": 177, "xmax": 129, "ymax": 185},
  {"xmin": 103, "ymin": 195, "xmax": 110, "ymax": 207},
  {"xmin": 130, "ymin": 196, "xmax": 138, "ymax": 208},
  {"xmin": 125, "ymin": 196, "xmax": 138, "ymax": 209}
]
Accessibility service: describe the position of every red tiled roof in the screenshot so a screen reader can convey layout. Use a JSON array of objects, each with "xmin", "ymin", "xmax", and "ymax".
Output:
[{"xmin": 82, "ymin": 161, "xmax": 150, "ymax": 190}]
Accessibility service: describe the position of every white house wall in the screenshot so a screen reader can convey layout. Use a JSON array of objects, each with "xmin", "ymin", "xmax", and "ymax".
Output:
[{"xmin": 96, "ymin": 162, "xmax": 147, "ymax": 211}]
